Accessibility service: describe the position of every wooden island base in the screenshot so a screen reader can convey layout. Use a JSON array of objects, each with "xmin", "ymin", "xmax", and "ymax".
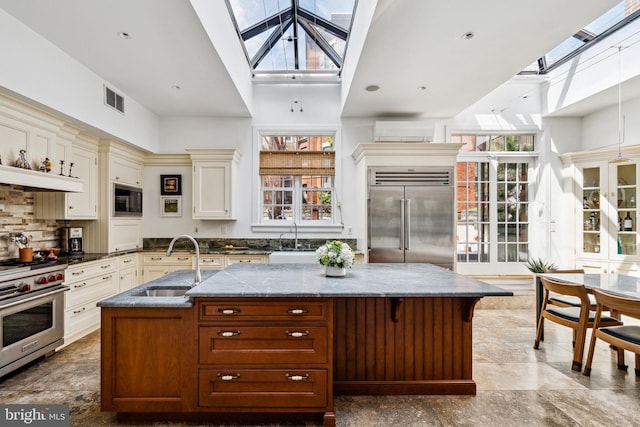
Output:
[{"xmin": 100, "ymin": 264, "xmax": 511, "ymax": 426}]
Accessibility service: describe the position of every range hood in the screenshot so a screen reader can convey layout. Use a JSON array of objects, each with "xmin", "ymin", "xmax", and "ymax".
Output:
[{"xmin": 0, "ymin": 164, "xmax": 84, "ymax": 192}]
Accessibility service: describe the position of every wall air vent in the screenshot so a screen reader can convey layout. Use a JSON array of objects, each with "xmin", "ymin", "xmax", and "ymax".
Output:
[
  {"xmin": 104, "ymin": 85, "xmax": 125, "ymax": 114},
  {"xmin": 369, "ymin": 167, "xmax": 453, "ymax": 187}
]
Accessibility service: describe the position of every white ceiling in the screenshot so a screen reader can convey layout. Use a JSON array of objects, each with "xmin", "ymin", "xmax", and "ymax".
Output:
[{"xmin": 0, "ymin": 0, "xmax": 620, "ymax": 119}]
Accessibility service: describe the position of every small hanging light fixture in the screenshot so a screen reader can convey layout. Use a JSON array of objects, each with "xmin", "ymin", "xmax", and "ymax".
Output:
[{"xmin": 611, "ymin": 45, "xmax": 630, "ymax": 163}]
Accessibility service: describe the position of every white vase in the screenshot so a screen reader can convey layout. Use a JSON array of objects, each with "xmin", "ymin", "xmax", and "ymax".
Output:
[{"xmin": 325, "ymin": 265, "xmax": 346, "ymax": 277}]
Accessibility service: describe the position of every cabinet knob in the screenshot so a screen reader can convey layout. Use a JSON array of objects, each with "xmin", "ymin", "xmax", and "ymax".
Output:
[
  {"xmin": 218, "ymin": 308, "xmax": 241, "ymax": 315},
  {"xmin": 286, "ymin": 308, "xmax": 310, "ymax": 315},
  {"xmin": 69, "ymin": 206, "xmax": 74, "ymax": 209},
  {"xmin": 217, "ymin": 330, "xmax": 241, "ymax": 337}
]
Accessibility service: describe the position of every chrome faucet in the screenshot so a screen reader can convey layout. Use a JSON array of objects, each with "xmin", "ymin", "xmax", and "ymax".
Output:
[
  {"xmin": 167, "ymin": 234, "xmax": 201, "ymax": 285},
  {"xmin": 290, "ymin": 221, "xmax": 299, "ymax": 249},
  {"xmin": 279, "ymin": 233, "xmax": 284, "ymax": 250}
]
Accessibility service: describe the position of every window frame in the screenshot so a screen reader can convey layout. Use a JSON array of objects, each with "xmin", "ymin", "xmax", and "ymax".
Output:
[
  {"xmin": 251, "ymin": 126, "xmax": 344, "ymax": 233},
  {"xmin": 455, "ymin": 134, "xmax": 538, "ymax": 275}
]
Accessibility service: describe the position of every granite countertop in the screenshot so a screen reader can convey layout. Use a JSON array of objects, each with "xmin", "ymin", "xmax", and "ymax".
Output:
[
  {"xmin": 97, "ymin": 270, "xmax": 219, "ymax": 308},
  {"xmin": 187, "ymin": 263, "xmax": 512, "ymax": 298}
]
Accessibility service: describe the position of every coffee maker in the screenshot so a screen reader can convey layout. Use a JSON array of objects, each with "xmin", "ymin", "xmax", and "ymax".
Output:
[{"xmin": 61, "ymin": 226, "xmax": 83, "ymax": 256}]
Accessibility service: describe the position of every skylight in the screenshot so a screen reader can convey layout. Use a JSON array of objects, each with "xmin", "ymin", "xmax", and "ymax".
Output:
[
  {"xmin": 521, "ymin": 0, "xmax": 640, "ymax": 74},
  {"xmin": 225, "ymin": 0, "xmax": 357, "ymax": 77}
]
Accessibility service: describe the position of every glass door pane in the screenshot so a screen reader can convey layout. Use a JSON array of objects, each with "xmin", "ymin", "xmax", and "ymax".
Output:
[
  {"xmin": 615, "ymin": 163, "xmax": 637, "ymax": 255},
  {"xmin": 582, "ymin": 167, "xmax": 601, "ymax": 254}
]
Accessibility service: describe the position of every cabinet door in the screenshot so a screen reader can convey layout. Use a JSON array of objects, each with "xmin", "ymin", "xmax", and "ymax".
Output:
[
  {"xmin": 109, "ymin": 219, "xmax": 142, "ymax": 252},
  {"xmin": 66, "ymin": 145, "xmax": 97, "ymax": 218},
  {"xmin": 579, "ymin": 164, "xmax": 605, "ymax": 258},
  {"xmin": 110, "ymin": 154, "xmax": 142, "ymax": 186},
  {"xmin": 193, "ymin": 161, "xmax": 231, "ymax": 219},
  {"xmin": 610, "ymin": 163, "xmax": 638, "ymax": 257},
  {"xmin": 119, "ymin": 266, "xmax": 138, "ymax": 292},
  {"xmin": 141, "ymin": 266, "xmax": 170, "ymax": 283}
]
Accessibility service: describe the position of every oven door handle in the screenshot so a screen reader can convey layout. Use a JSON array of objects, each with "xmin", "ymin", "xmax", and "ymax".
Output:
[{"xmin": 0, "ymin": 287, "xmax": 68, "ymax": 310}]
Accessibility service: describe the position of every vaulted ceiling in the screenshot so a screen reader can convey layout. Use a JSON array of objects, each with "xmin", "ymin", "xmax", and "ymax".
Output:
[{"xmin": 0, "ymin": 0, "xmax": 619, "ymax": 119}]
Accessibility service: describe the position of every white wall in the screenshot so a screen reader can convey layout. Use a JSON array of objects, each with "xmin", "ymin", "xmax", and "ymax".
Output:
[{"xmin": 0, "ymin": 9, "xmax": 160, "ymax": 152}]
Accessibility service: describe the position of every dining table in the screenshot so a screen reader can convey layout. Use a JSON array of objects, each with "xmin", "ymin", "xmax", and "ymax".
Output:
[{"xmin": 537, "ymin": 273, "xmax": 640, "ymax": 335}]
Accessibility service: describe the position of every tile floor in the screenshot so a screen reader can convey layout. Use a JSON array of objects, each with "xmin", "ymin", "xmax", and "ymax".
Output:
[{"xmin": 0, "ymin": 308, "xmax": 639, "ymax": 426}]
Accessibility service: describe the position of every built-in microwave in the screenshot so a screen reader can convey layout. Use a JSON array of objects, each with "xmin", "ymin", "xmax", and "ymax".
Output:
[{"xmin": 113, "ymin": 183, "xmax": 143, "ymax": 217}]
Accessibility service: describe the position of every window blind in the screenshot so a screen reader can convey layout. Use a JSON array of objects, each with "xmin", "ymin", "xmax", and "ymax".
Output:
[{"xmin": 259, "ymin": 151, "xmax": 335, "ymax": 176}]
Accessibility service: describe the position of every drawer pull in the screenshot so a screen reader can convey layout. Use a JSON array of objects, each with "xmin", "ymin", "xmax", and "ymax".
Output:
[
  {"xmin": 286, "ymin": 330, "xmax": 309, "ymax": 337},
  {"xmin": 123, "ymin": 259, "xmax": 132, "ymax": 263},
  {"xmin": 101, "ymin": 264, "xmax": 112, "ymax": 269},
  {"xmin": 74, "ymin": 282, "xmax": 87, "ymax": 289},
  {"xmin": 71, "ymin": 270, "xmax": 85, "ymax": 276},
  {"xmin": 217, "ymin": 373, "xmax": 240, "ymax": 381},
  {"xmin": 218, "ymin": 308, "xmax": 241, "ymax": 315},
  {"xmin": 286, "ymin": 308, "xmax": 309, "ymax": 315},
  {"xmin": 177, "ymin": 257, "xmax": 189, "ymax": 261},
  {"xmin": 285, "ymin": 373, "xmax": 309, "ymax": 381},
  {"xmin": 73, "ymin": 307, "xmax": 87, "ymax": 315},
  {"xmin": 217, "ymin": 330, "xmax": 241, "ymax": 337},
  {"xmin": 150, "ymin": 257, "xmax": 162, "ymax": 260},
  {"xmin": 102, "ymin": 275, "xmax": 113, "ymax": 280}
]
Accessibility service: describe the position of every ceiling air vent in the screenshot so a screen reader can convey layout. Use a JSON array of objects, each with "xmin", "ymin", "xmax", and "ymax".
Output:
[{"xmin": 104, "ymin": 85, "xmax": 125, "ymax": 114}]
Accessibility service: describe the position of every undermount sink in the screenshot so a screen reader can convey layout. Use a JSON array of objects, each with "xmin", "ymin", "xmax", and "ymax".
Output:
[
  {"xmin": 135, "ymin": 286, "xmax": 191, "ymax": 297},
  {"xmin": 269, "ymin": 250, "xmax": 317, "ymax": 264}
]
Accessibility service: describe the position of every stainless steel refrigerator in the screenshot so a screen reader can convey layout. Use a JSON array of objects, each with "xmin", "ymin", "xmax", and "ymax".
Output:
[{"xmin": 368, "ymin": 166, "xmax": 455, "ymax": 269}]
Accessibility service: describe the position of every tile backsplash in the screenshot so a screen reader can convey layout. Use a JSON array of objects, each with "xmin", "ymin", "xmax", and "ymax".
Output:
[{"xmin": 0, "ymin": 185, "xmax": 64, "ymax": 260}]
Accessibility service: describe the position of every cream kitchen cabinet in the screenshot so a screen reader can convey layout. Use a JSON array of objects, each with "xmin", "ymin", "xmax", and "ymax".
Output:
[
  {"xmin": 110, "ymin": 153, "xmax": 142, "ymax": 186},
  {"xmin": 63, "ymin": 258, "xmax": 118, "ymax": 345},
  {"xmin": 118, "ymin": 253, "xmax": 139, "ymax": 292},
  {"xmin": 200, "ymin": 254, "xmax": 225, "ymax": 270},
  {"xmin": 141, "ymin": 252, "xmax": 193, "ymax": 283},
  {"xmin": 562, "ymin": 148, "xmax": 640, "ymax": 270},
  {"xmin": 109, "ymin": 219, "xmax": 142, "ymax": 253},
  {"xmin": 225, "ymin": 254, "xmax": 268, "ymax": 266},
  {"xmin": 187, "ymin": 149, "xmax": 242, "ymax": 220},
  {"xmin": 34, "ymin": 139, "xmax": 98, "ymax": 220}
]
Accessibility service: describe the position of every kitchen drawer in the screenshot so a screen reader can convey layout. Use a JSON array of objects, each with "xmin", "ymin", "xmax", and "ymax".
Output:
[
  {"xmin": 225, "ymin": 255, "xmax": 267, "ymax": 266},
  {"xmin": 66, "ymin": 259, "xmax": 117, "ymax": 281},
  {"xmin": 199, "ymin": 326, "xmax": 328, "ymax": 365},
  {"xmin": 198, "ymin": 368, "xmax": 328, "ymax": 408},
  {"xmin": 199, "ymin": 299, "xmax": 328, "ymax": 322},
  {"xmin": 64, "ymin": 302, "xmax": 101, "ymax": 339},
  {"xmin": 200, "ymin": 255, "xmax": 224, "ymax": 270},
  {"xmin": 143, "ymin": 253, "xmax": 192, "ymax": 265},
  {"xmin": 118, "ymin": 253, "xmax": 138, "ymax": 269},
  {"xmin": 66, "ymin": 273, "xmax": 118, "ymax": 309}
]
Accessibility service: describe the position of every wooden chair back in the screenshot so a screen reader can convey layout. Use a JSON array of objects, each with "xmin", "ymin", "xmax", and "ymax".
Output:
[
  {"xmin": 591, "ymin": 289, "xmax": 640, "ymax": 320},
  {"xmin": 540, "ymin": 277, "xmax": 590, "ymax": 308}
]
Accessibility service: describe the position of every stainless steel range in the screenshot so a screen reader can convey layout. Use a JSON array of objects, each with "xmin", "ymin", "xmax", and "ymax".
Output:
[{"xmin": 0, "ymin": 261, "xmax": 68, "ymax": 378}]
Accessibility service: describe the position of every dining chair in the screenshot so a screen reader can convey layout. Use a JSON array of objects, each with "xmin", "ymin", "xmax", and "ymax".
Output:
[
  {"xmin": 543, "ymin": 269, "xmax": 596, "ymax": 308},
  {"xmin": 583, "ymin": 288, "xmax": 640, "ymax": 377},
  {"xmin": 534, "ymin": 277, "xmax": 622, "ymax": 371}
]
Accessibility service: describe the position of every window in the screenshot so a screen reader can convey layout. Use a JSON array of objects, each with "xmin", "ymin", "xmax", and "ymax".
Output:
[
  {"xmin": 454, "ymin": 135, "xmax": 534, "ymax": 265},
  {"xmin": 259, "ymin": 134, "xmax": 335, "ymax": 224}
]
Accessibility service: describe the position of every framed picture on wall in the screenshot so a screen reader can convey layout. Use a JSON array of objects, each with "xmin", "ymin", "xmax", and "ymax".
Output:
[
  {"xmin": 161, "ymin": 174, "xmax": 182, "ymax": 195},
  {"xmin": 160, "ymin": 196, "xmax": 181, "ymax": 217}
]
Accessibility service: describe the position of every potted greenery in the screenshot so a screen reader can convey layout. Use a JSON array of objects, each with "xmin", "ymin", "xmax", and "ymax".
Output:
[{"xmin": 525, "ymin": 257, "xmax": 558, "ymax": 294}]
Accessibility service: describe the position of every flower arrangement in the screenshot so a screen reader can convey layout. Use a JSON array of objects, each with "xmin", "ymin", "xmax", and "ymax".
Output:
[{"xmin": 316, "ymin": 240, "xmax": 354, "ymax": 269}]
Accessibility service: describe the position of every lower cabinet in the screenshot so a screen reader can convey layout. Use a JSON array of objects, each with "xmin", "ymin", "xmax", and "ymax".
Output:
[
  {"xmin": 141, "ymin": 252, "xmax": 193, "ymax": 283},
  {"xmin": 100, "ymin": 298, "xmax": 335, "ymax": 424},
  {"xmin": 196, "ymin": 298, "xmax": 333, "ymax": 419},
  {"xmin": 101, "ymin": 306, "xmax": 195, "ymax": 412},
  {"xmin": 64, "ymin": 258, "xmax": 118, "ymax": 345},
  {"xmin": 118, "ymin": 253, "xmax": 139, "ymax": 292}
]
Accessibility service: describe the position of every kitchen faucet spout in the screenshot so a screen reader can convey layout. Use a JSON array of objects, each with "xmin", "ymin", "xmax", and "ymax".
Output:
[
  {"xmin": 290, "ymin": 222, "xmax": 299, "ymax": 249},
  {"xmin": 167, "ymin": 234, "xmax": 201, "ymax": 285}
]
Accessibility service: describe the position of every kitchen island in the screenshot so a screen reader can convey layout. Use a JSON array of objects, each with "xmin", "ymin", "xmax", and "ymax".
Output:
[{"xmin": 99, "ymin": 263, "xmax": 511, "ymax": 426}]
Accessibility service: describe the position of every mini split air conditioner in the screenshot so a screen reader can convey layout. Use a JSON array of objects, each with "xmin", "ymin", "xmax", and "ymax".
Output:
[{"xmin": 374, "ymin": 121, "xmax": 435, "ymax": 142}]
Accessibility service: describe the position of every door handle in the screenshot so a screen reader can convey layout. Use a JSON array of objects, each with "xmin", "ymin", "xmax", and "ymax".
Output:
[
  {"xmin": 400, "ymin": 199, "xmax": 405, "ymax": 250},
  {"xmin": 405, "ymin": 198, "xmax": 411, "ymax": 250}
]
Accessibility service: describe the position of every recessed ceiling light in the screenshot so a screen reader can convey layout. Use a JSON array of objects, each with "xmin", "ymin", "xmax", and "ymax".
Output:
[
  {"xmin": 365, "ymin": 85, "xmax": 380, "ymax": 92},
  {"xmin": 462, "ymin": 32, "xmax": 474, "ymax": 40},
  {"xmin": 118, "ymin": 32, "xmax": 132, "ymax": 40},
  {"xmin": 418, "ymin": 86, "xmax": 427, "ymax": 91}
]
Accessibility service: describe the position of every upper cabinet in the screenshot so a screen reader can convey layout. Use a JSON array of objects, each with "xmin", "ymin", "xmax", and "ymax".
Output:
[
  {"xmin": 35, "ymin": 138, "xmax": 98, "ymax": 220},
  {"xmin": 110, "ymin": 154, "xmax": 143, "ymax": 187},
  {"xmin": 187, "ymin": 149, "xmax": 242, "ymax": 220}
]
